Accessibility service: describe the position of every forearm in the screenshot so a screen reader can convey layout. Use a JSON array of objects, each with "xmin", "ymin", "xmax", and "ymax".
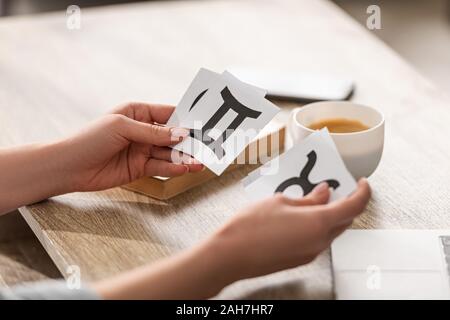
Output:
[
  {"xmin": 0, "ymin": 141, "xmax": 73, "ymax": 215},
  {"xmin": 92, "ymin": 238, "xmax": 240, "ymax": 300}
]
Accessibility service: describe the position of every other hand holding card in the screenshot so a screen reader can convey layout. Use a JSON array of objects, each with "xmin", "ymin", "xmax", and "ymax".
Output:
[{"xmin": 243, "ymin": 129, "xmax": 357, "ymax": 203}]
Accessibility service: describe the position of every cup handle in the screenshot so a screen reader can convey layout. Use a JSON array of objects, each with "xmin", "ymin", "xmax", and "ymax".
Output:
[
  {"xmin": 287, "ymin": 108, "xmax": 300, "ymax": 142},
  {"xmin": 285, "ymin": 108, "xmax": 298, "ymax": 149}
]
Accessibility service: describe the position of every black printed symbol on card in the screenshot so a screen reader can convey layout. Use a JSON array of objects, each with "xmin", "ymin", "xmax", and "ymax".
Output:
[
  {"xmin": 275, "ymin": 150, "xmax": 340, "ymax": 196},
  {"xmin": 189, "ymin": 87, "xmax": 262, "ymax": 159}
]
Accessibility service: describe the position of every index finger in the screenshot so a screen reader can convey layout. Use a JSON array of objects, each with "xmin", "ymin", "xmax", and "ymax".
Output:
[
  {"xmin": 112, "ymin": 102, "xmax": 175, "ymax": 124},
  {"xmin": 322, "ymin": 178, "xmax": 371, "ymax": 225}
]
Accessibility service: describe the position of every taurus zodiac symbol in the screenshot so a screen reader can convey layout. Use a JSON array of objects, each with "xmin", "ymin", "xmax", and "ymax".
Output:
[{"xmin": 275, "ymin": 150, "xmax": 340, "ymax": 196}]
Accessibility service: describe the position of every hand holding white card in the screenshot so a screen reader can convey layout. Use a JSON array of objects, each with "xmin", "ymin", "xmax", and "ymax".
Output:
[
  {"xmin": 243, "ymin": 129, "xmax": 357, "ymax": 203},
  {"xmin": 168, "ymin": 68, "xmax": 280, "ymax": 175}
]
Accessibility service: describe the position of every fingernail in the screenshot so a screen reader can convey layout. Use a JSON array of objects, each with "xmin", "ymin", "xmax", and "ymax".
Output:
[
  {"xmin": 314, "ymin": 182, "xmax": 329, "ymax": 193},
  {"xmin": 170, "ymin": 128, "xmax": 190, "ymax": 142},
  {"xmin": 187, "ymin": 157, "xmax": 201, "ymax": 165},
  {"xmin": 359, "ymin": 177, "xmax": 368, "ymax": 184}
]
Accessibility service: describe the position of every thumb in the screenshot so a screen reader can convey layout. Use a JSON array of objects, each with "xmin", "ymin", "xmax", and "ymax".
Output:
[
  {"xmin": 112, "ymin": 115, "xmax": 190, "ymax": 146},
  {"xmin": 284, "ymin": 182, "xmax": 330, "ymax": 207}
]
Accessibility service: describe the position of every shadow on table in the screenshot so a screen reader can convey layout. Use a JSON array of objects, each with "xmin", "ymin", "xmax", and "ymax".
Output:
[
  {"xmin": 24, "ymin": 166, "xmax": 254, "ymax": 244},
  {"xmin": 0, "ymin": 212, "xmax": 62, "ymax": 287}
]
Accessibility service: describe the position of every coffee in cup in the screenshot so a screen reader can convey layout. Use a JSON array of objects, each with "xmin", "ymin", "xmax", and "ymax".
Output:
[
  {"xmin": 287, "ymin": 101, "xmax": 385, "ymax": 179},
  {"xmin": 307, "ymin": 118, "xmax": 370, "ymax": 133}
]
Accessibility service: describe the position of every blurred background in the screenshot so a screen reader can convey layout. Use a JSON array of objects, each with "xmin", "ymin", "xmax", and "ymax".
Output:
[{"xmin": 0, "ymin": 0, "xmax": 449, "ymax": 93}]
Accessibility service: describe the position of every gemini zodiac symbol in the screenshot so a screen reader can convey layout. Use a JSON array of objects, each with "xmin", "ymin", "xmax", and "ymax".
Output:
[
  {"xmin": 275, "ymin": 150, "xmax": 340, "ymax": 196},
  {"xmin": 189, "ymin": 87, "xmax": 262, "ymax": 159}
]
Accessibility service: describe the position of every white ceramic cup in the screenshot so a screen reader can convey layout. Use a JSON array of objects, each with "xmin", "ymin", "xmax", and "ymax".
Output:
[{"xmin": 287, "ymin": 101, "xmax": 385, "ymax": 179}]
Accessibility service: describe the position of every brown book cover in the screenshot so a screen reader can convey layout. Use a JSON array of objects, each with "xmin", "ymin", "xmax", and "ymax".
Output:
[{"xmin": 122, "ymin": 121, "xmax": 285, "ymax": 200}]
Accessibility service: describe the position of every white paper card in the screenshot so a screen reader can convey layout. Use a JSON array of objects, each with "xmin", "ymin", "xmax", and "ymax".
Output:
[
  {"xmin": 243, "ymin": 129, "xmax": 357, "ymax": 202},
  {"xmin": 168, "ymin": 68, "xmax": 280, "ymax": 175}
]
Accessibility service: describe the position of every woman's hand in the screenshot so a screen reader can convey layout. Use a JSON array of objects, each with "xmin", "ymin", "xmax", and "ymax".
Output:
[
  {"xmin": 93, "ymin": 179, "xmax": 371, "ymax": 299},
  {"xmin": 59, "ymin": 102, "xmax": 203, "ymax": 192},
  {"xmin": 0, "ymin": 102, "xmax": 203, "ymax": 214},
  {"xmin": 208, "ymin": 178, "xmax": 371, "ymax": 285}
]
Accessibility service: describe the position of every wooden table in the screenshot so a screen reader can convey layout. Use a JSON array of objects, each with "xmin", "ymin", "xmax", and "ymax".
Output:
[{"xmin": 1, "ymin": 0, "xmax": 450, "ymax": 299}]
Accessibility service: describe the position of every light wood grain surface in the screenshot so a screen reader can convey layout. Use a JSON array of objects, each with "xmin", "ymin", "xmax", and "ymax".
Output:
[{"xmin": 1, "ymin": 0, "xmax": 450, "ymax": 299}]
